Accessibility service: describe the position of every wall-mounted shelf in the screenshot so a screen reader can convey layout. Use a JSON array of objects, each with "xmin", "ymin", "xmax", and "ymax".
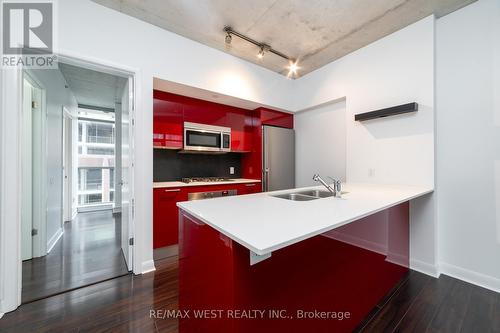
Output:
[{"xmin": 354, "ymin": 102, "xmax": 418, "ymax": 121}]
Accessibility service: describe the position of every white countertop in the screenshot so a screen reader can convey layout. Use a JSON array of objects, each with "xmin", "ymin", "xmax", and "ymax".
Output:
[
  {"xmin": 153, "ymin": 178, "xmax": 261, "ymax": 188},
  {"xmin": 177, "ymin": 183, "xmax": 433, "ymax": 255}
]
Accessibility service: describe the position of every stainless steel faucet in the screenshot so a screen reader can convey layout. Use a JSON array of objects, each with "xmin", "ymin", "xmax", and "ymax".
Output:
[{"xmin": 312, "ymin": 174, "xmax": 342, "ymax": 198}]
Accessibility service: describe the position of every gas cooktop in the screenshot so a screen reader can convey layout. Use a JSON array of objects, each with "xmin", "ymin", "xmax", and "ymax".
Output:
[{"xmin": 181, "ymin": 177, "xmax": 233, "ymax": 184}]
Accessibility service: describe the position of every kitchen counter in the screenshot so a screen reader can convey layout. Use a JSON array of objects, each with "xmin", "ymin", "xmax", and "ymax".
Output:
[
  {"xmin": 153, "ymin": 178, "xmax": 260, "ymax": 188},
  {"xmin": 177, "ymin": 182, "xmax": 433, "ymax": 255}
]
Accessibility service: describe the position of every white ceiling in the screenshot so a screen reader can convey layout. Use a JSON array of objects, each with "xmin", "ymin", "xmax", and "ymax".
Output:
[
  {"xmin": 92, "ymin": 0, "xmax": 475, "ymax": 77},
  {"xmin": 59, "ymin": 62, "xmax": 127, "ymax": 110}
]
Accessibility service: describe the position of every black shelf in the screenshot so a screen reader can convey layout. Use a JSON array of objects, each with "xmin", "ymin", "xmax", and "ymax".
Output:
[{"xmin": 354, "ymin": 102, "xmax": 418, "ymax": 121}]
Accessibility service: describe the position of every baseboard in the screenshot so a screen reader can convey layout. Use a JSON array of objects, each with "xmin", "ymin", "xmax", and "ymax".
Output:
[
  {"xmin": 0, "ymin": 312, "xmax": 4, "ymax": 319},
  {"xmin": 440, "ymin": 262, "xmax": 500, "ymax": 293},
  {"xmin": 410, "ymin": 258, "xmax": 440, "ymax": 278},
  {"xmin": 47, "ymin": 228, "xmax": 63, "ymax": 254},
  {"xmin": 141, "ymin": 260, "xmax": 156, "ymax": 274}
]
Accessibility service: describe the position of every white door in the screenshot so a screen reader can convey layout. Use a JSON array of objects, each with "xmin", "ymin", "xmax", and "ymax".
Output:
[{"xmin": 121, "ymin": 77, "xmax": 134, "ymax": 270}]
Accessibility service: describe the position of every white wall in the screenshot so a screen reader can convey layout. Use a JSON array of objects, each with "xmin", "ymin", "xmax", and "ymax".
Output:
[
  {"xmin": 436, "ymin": 0, "xmax": 500, "ymax": 291},
  {"xmin": 291, "ymin": 16, "xmax": 437, "ymax": 274},
  {"xmin": 295, "ymin": 100, "xmax": 346, "ymax": 187},
  {"xmin": 27, "ymin": 68, "xmax": 78, "ymax": 252},
  {"xmin": 55, "ymin": 0, "xmax": 294, "ymax": 273}
]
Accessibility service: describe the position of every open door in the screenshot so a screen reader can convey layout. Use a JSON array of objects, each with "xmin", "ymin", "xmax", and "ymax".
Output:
[{"xmin": 120, "ymin": 77, "xmax": 134, "ymax": 270}]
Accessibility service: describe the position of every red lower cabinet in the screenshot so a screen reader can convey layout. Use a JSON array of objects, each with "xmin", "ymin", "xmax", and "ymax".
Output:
[
  {"xmin": 153, "ymin": 182, "xmax": 261, "ymax": 249},
  {"xmin": 239, "ymin": 182, "xmax": 261, "ymax": 194},
  {"xmin": 179, "ymin": 202, "xmax": 410, "ymax": 333},
  {"xmin": 153, "ymin": 187, "xmax": 187, "ymax": 249}
]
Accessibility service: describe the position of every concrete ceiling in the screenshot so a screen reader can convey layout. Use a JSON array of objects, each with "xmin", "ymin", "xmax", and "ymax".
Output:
[
  {"xmin": 92, "ymin": 0, "xmax": 475, "ymax": 78},
  {"xmin": 59, "ymin": 62, "xmax": 127, "ymax": 110}
]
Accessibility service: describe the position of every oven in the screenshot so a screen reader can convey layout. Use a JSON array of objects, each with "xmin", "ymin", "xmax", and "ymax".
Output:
[
  {"xmin": 183, "ymin": 122, "xmax": 231, "ymax": 152},
  {"xmin": 188, "ymin": 189, "xmax": 238, "ymax": 201}
]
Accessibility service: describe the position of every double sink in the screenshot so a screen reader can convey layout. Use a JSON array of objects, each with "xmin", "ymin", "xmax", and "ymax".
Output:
[{"xmin": 272, "ymin": 189, "xmax": 348, "ymax": 201}]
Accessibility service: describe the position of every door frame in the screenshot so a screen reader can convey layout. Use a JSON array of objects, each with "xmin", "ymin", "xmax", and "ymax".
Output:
[
  {"xmin": 21, "ymin": 72, "xmax": 48, "ymax": 259},
  {"xmin": 62, "ymin": 106, "xmax": 74, "ymax": 223},
  {"xmin": 0, "ymin": 52, "xmax": 140, "ymax": 314}
]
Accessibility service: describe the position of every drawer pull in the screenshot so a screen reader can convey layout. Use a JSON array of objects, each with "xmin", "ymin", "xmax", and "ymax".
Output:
[
  {"xmin": 164, "ymin": 189, "xmax": 181, "ymax": 192},
  {"xmin": 245, "ymin": 184, "xmax": 256, "ymax": 187}
]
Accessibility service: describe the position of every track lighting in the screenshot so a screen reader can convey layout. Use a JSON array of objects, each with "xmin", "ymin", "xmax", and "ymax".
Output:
[
  {"xmin": 257, "ymin": 45, "xmax": 270, "ymax": 60},
  {"xmin": 257, "ymin": 47, "xmax": 265, "ymax": 59},
  {"xmin": 225, "ymin": 32, "xmax": 232, "ymax": 45},
  {"xmin": 223, "ymin": 26, "xmax": 298, "ymax": 77}
]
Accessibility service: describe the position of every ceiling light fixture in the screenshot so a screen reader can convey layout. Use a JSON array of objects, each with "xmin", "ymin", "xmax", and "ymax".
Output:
[
  {"xmin": 257, "ymin": 46, "xmax": 265, "ymax": 59},
  {"xmin": 223, "ymin": 26, "xmax": 298, "ymax": 76},
  {"xmin": 287, "ymin": 60, "xmax": 299, "ymax": 77},
  {"xmin": 225, "ymin": 31, "xmax": 232, "ymax": 45},
  {"xmin": 257, "ymin": 44, "xmax": 270, "ymax": 60}
]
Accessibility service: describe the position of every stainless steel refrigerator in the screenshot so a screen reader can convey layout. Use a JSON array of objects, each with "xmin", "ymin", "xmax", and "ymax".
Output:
[{"xmin": 262, "ymin": 125, "xmax": 295, "ymax": 192}]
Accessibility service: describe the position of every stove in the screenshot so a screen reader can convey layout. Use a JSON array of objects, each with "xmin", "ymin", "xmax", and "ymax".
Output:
[{"xmin": 181, "ymin": 177, "xmax": 233, "ymax": 184}]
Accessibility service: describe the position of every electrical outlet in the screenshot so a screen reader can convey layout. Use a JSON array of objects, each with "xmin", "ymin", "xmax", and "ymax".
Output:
[{"xmin": 230, "ymin": 167, "xmax": 235, "ymax": 175}]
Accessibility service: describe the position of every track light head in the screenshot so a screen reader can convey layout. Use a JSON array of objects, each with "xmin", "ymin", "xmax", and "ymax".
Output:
[
  {"xmin": 287, "ymin": 60, "xmax": 299, "ymax": 77},
  {"xmin": 257, "ymin": 44, "xmax": 270, "ymax": 60}
]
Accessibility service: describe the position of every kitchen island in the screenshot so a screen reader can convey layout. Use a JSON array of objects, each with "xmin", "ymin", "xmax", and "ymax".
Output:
[{"xmin": 177, "ymin": 183, "xmax": 432, "ymax": 332}]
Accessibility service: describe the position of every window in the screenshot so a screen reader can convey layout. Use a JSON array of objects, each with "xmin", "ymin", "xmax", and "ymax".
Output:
[
  {"xmin": 79, "ymin": 168, "xmax": 102, "ymax": 191},
  {"xmin": 79, "ymin": 193, "xmax": 103, "ymax": 205},
  {"xmin": 77, "ymin": 168, "xmax": 114, "ymax": 206},
  {"xmin": 77, "ymin": 117, "xmax": 116, "ymax": 208},
  {"xmin": 86, "ymin": 147, "xmax": 114, "ymax": 156},
  {"xmin": 85, "ymin": 122, "xmax": 114, "ymax": 144}
]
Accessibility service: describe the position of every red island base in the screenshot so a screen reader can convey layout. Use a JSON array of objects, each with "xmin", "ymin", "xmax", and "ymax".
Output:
[{"xmin": 178, "ymin": 202, "xmax": 409, "ymax": 333}]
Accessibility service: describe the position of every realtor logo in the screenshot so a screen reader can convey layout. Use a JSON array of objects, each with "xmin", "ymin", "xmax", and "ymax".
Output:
[{"xmin": 2, "ymin": 1, "xmax": 56, "ymax": 68}]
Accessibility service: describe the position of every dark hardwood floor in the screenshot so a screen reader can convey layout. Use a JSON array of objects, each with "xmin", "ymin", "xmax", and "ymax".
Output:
[
  {"xmin": 3, "ymin": 255, "xmax": 499, "ymax": 332},
  {"xmin": 22, "ymin": 210, "xmax": 129, "ymax": 304}
]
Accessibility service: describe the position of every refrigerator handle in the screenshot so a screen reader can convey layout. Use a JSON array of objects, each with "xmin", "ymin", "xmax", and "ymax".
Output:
[{"xmin": 264, "ymin": 168, "xmax": 270, "ymax": 192}]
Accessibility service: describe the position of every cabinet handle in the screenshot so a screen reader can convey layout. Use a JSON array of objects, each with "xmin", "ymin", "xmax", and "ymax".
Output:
[
  {"xmin": 164, "ymin": 189, "xmax": 181, "ymax": 192},
  {"xmin": 245, "ymin": 184, "xmax": 256, "ymax": 187}
]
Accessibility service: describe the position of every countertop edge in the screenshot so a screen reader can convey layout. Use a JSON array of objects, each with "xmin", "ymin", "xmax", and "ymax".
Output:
[
  {"xmin": 177, "ymin": 186, "xmax": 434, "ymax": 256},
  {"xmin": 153, "ymin": 178, "xmax": 261, "ymax": 189}
]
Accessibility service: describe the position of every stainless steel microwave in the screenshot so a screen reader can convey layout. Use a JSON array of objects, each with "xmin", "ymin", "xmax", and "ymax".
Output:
[{"xmin": 183, "ymin": 122, "xmax": 231, "ymax": 152}]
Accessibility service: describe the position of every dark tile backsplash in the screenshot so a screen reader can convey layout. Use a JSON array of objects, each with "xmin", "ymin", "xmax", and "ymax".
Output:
[{"xmin": 153, "ymin": 149, "xmax": 242, "ymax": 182}]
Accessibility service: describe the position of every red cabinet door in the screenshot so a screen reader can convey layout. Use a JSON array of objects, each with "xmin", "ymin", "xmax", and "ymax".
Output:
[
  {"xmin": 153, "ymin": 187, "xmax": 187, "ymax": 249},
  {"xmin": 238, "ymin": 183, "xmax": 261, "ymax": 194},
  {"xmin": 153, "ymin": 91, "xmax": 183, "ymax": 149},
  {"xmin": 227, "ymin": 109, "xmax": 253, "ymax": 152},
  {"xmin": 183, "ymin": 99, "xmax": 227, "ymax": 127}
]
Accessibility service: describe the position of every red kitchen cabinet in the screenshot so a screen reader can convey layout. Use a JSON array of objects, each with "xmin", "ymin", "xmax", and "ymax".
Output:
[
  {"xmin": 154, "ymin": 182, "xmax": 261, "ymax": 248},
  {"xmin": 227, "ymin": 109, "xmax": 253, "ymax": 152},
  {"xmin": 153, "ymin": 90, "xmax": 184, "ymax": 149},
  {"xmin": 183, "ymin": 98, "xmax": 227, "ymax": 127},
  {"xmin": 153, "ymin": 187, "xmax": 187, "ymax": 249},
  {"xmin": 239, "ymin": 182, "xmax": 261, "ymax": 194}
]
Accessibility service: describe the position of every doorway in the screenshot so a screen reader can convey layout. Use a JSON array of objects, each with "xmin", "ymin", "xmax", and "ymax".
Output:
[{"xmin": 20, "ymin": 61, "xmax": 135, "ymax": 303}]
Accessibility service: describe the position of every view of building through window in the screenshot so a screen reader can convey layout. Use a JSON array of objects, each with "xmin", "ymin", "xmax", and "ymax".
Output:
[{"xmin": 77, "ymin": 109, "xmax": 116, "ymax": 207}]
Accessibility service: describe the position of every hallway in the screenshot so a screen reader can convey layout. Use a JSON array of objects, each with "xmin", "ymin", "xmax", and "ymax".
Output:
[{"xmin": 22, "ymin": 211, "xmax": 129, "ymax": 303}]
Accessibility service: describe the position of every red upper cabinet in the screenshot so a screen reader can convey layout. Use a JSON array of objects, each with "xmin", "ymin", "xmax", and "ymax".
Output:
[
  {"xmin": 227, "ymin": 109, "xmax": 253, "ymax": 152},
  {"xmin": 153, "ymin": 90, "xmax": 184, "ymax": 149},
  {"xmin": 258, "ymin": 107, "xmax": 294, "ymax": 129},
  {"xmin": 183, "ymin": 98, "xmax": 227, "ymax": 127}
]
